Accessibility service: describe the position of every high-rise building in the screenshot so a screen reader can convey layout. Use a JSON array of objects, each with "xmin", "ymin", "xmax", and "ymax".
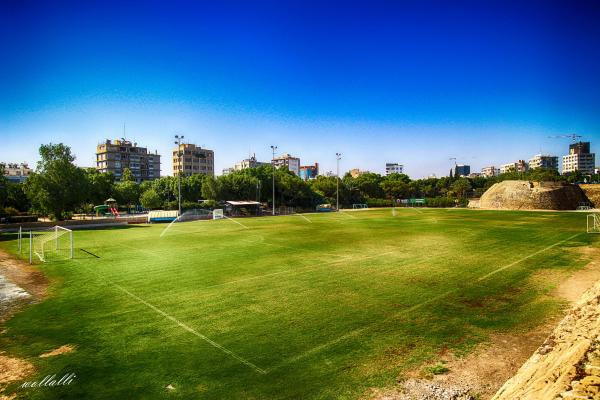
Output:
[
  {"xmin": 528, "ymin": 154, "xmax": 559, "ymax": 171},
  {"xmin": 1, "ymin": 162, "xmax": 32, "ymax": 183},
  {"xmin": 172, "ymin": 143, "xmax": 214, "ymax": 177},
  {"xmin": 500, "ymin": 160, "xmax": 528, "ymax": 174},
  {"xmin": 562, "ymin": 142, "xmax": 595, "ymax": 175},
  {"xmin": 96, "ymin": 139, "xmax": 161, "ymax": 182},
  {"xmin": 272, "ymin": 153, "xmax": 300, "ymax": 175},
  {"xmin": 299, "ymin": 163, "xmax": 319, "ymax": 180},
  {"xmin": 454, "ymin": 164, "xmax": 470, "ymax": 177},
  {"xmin": 385, "ymin": 162, "xmax": 403, "ymax": 175},
  {"xmin": 481, "ymin": 166, "xmax": 499, "ymax": 177}
]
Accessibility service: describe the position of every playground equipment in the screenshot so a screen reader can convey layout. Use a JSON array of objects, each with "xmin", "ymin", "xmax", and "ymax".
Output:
[{"xmin": 94, "ymin": 198, "xmax": 121, "ymax": 218}]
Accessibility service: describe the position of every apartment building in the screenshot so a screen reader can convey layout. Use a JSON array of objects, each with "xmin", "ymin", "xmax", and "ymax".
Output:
[
  {"xmin": 173, "ymin": 143, "xmax": 214, "ymax": 177},
  {"xmin": 299, "ymin": 163, "xmax": 319, "ymax": 181},
  {"xmin": 349, "ymin": 168, "xmax": 369, "ymax": 178},
  {"xmin": 234, "ymin": 155, "xmax": 269, "ymax": 171},
  {"xmin": 562, "ymin": 141, "xmax": 595, "ymax": 175},
  {"xmin": 96, "ymin": 139, "xmax": 160, "ymax": 182},
  {"xmin": 481, "ymin": 166, "xmax": 499, "ymax": 177},
  {"xmin": 385, "ymin": 162, "xmax": 403, "ymax": 175},
  {"xmin": 500, "ymin": 160, "xmax": 528, "ymax": 174},
  {"xmin": 1, "ymin": 162, "xmax": 32, "ymax": 183},
  {"xmin": 528, "ymin": 154, "xmax": 559, "ymax": 171},
  {"xmin": 272, "ymin": 153, "xmax": 300, "ymax": 175}
]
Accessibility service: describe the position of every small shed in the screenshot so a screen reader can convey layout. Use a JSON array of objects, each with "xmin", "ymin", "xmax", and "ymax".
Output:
[{"xmin": 224, "ymin": 201, "xmax": 261, "ymax": 217}]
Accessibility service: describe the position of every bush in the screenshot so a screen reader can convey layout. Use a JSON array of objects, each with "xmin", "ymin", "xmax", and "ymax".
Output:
[
  {"xmin": 426, "ymin": 197, "xmax": 456, "ymax": 208},
  {"xmin": 365, "ymin": 198, "xmax": 393, "ymax": 208}
]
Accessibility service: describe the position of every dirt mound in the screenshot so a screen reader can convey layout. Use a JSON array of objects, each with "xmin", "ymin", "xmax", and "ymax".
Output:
[
  {"xmin": 480, "ymin": 181, "xmax": 587, "ymax": 210},
  {"xmin": 492, "ymin": 280, "xmax": 600, "ymax": 400},
  {"xmin": 579, "ymin": 184, "xmax": 600, "ymax": 208}
]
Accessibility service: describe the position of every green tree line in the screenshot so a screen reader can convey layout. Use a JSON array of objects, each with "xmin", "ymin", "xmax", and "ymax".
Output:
[{"xmin": 1, "ymin": 143, "xmax": 598, "ymax": 220}]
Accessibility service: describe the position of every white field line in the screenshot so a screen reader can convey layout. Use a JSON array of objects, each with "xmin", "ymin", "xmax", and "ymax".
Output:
[
  {"xmin": 266, "ymin": 232, "xmax": 582, "ymax": 373},
  {"xmin": 223, "ymin": 216, "xmax": 249, "ymax": 229},
  {"xmin": 79, "ymin": 262, "xmax": 266, "ymax": 374},
  {"xmin": 338, "ymin": 210, "xmax": 357, "ymax": 218},
  {"xmin": 294, "ymin": 213, "xmax": 312, "ymax": 223}
]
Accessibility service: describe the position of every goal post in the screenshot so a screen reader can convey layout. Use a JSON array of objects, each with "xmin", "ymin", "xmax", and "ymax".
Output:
[
  {"xmin": 31, "ymin": 226, "xmax": 74, "ymax": 262},
  {"xmin": 352, "ymin": 204, "xmax": 368, "ymax": 209},
  {"xmin": 213, "ymin": 209, "xmax": 224, "ymax": 220},
  {"xmin": 587, "ymin": 214, "xmax": 600, "ymax": 234}
]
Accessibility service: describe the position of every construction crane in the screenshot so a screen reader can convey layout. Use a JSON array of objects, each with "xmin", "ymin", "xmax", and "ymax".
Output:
[{"xmin": 547, "ymin": 133, "xmax": 583, "ymax": 142}]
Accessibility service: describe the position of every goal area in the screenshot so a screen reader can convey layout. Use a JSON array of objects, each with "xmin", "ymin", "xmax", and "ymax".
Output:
[
  {"xmin": 587, "ymin": 214, "xmax": 600, "ymax": 234},
  {"xmin": 352, "ymin": 204, "xmax": 368, "ymax": 209},
  {"xmin": 213, "ymin": 209, "xmax": 224, "ymax": 220}
]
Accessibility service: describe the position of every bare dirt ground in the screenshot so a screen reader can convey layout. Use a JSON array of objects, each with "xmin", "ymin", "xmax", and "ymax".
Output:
[
  {"xmin": 0, "ymin": 249, "xmax": 49, "ymax": 399},
  {"xmin": 39, "ymin": 345, "xmax": 75, "ymax": 358},
  {"xmin": 367, "ymin": 246, "xmax": 600, "ymax": 400}
]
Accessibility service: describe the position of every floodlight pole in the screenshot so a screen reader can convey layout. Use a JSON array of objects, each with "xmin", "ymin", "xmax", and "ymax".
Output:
[
  {"xmin": 271, "ymin": 145, "xmax": 277, "ymax": 216},
  {"xmin": 336, "ymin": 153, "xmax": 341, "ymax": 211},
  {"xmin": 174, "ymin": 134, "xmax": 184, "ymax": 216}
]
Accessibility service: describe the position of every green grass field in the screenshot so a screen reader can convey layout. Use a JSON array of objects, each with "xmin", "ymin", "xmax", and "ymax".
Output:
[{"xmin": 0, "ymin": 208, "xmax": 597, "ymax": 399}]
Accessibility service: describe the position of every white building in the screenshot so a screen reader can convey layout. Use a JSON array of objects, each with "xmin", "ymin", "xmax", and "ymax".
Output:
[
  {"xmin": 1, "ymin": 162, "xmax": 32, "ymax": 183},
  {"xmin": 481, "ymin": 166, "xmax": 499, "ymax": 177},
  {"xmin": 500, "ymin": 160, "xmax": 528, "ymax": 174},
  {"xmin": 562, "ymin": 142, "xmax": 595, "ymax": 175},
  {"xmin": 385, "ymin": 162, "xmax": 403, "ymax": 175},
  {"xmin": 272, "ymin": 153, "xmax": 300, "ymax": 175},
  {"xmin": 234, "ymin": 155, "xmax": 269, "ymax": 171},
  {"xmin": 528, "ymin": 154, "xmax": 558, "ymax": 171}
]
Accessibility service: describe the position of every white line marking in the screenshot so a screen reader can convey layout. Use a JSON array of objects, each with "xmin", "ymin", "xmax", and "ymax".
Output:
[
  {"xmin": 267, "ymin": 233, "xmax": 581, "ymax": 372},
  {"xmin": 223, "ymin": 216, "xmax": 249, "ymax": 229},
  {"xmin": 294, "ymin": 214, "xmax": 312, "ymax": 223},
  {"xmin": 78, "ymin": 262, "xmax": 266, "ymax": 374},
  {"xmin": 338, "ymin": 211, "xmax": 357, "ymax": 218}
]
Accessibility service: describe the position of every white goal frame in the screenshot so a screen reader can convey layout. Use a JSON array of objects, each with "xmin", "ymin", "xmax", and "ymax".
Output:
[
  {"xmin": 31, "ymin": 226, "xmax": 74, "ymax": 262},
  {"xmin": 587, "ymin": 214, "xmax": 600, "ymax": 234},
  {"xmin": 352, "ymin": 204, "xmax": 368, "ymax": 209},
  {"xmin": 213, "ymin": 209, "xmax": 224, "ymax": 220}
]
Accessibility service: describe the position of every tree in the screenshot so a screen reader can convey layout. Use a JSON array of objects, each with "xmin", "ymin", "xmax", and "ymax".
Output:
[
  {"xmin": 140, "ymin": 189, "xmax": 162, "ymax": 209},
  {"xmin": 201, "ymin": 176, "xmax": 221, "ymax": 200},
  {"xmin": 0, "ymin": 164, "xmax": 8, "ymax": 213},
  {"xmin": 84, "ymin": 168, "xmax": 115, "ymax": 205},
  {"xmin": 452, "ymin": 178, "xmax": 472, "ymax": 199},
  {"xmin": 24, "ymin": 143, "xmax": 88, "ymax": 220},
  {"xmin": 114, "ymin": 168, "xmax": 140, "ymax": 213}
]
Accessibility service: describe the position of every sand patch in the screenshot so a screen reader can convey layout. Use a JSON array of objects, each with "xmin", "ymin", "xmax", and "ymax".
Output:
[
  {"xmin": 39, "ymin": 345, "xmax": 75, "ymax": 358},
  {"xmin": 0, "ymin": 352, "xmax": 34, "ymax": 385}
]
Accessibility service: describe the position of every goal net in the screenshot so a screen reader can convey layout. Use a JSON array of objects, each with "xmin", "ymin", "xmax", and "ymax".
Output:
[
  {"xmin": 32, "ymin": 226, "xmax": 73, "ymax": 262},
  {"xmin": 213, "ymin": 209, "xmax": 224, "ymax": 220},
  {"xmin": 352, "ymin": 204, "xmax": 368, "ymax": 209},
  {"xmin": 587, "ymin": 214, "xmax": 600, "ymax": 234}
]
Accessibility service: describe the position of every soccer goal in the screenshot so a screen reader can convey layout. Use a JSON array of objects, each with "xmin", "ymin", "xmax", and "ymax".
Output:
[
  {"xmin": 23, "ymin": 226, "xmax": 74, "ymax": 262},
  {"xmin": 213, "ymin": 209, "xmax": 224, "ymax": 220},
  {"xmin": 352, "ymin": 204, "xmax": 368, "ymax": 209},
  {"xmin": 587, "ymin": 214, "xmax": 600, "ymax": 234}
]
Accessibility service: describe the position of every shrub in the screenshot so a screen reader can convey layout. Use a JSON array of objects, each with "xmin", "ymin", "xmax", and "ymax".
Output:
[{"xmin": 3, "ymin": 206, "xmax": 20, "ymax": 216}]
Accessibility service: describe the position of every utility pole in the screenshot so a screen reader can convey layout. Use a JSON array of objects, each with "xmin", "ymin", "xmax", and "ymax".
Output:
[
  {"xmin": 271, "ymin": 145, "xmax": 278, "ymax": 216},
  {"xmin": 174, "ymin": 134, "xmax": 184, "ymax": 216},
  {"xmin": 336, "ymin": 153, "xmax": 342, "ymax": 211}
]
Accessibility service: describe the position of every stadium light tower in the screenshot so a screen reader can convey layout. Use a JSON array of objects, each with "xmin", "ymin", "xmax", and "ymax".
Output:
[
  {"xmin": 336, "ymin": 153, "xmax": 342, "ymax": 211},
  {"xmin": 271, "ymin": 145, "xmax": 278, "ymax": 216},
  {"xmin": 174, "ymin": 134, "xmax": 184, "ymax": 215}
]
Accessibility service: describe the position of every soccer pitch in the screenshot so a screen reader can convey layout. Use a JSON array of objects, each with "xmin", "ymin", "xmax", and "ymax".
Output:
[{"xmin": 0, "ymin": 208, "xmax": 596, "ymax": 399}]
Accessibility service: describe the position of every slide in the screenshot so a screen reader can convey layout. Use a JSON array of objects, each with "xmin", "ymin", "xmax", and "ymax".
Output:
[{"xmin": 110, "ymin": 207, "xmax": 120, "ymax": 218}]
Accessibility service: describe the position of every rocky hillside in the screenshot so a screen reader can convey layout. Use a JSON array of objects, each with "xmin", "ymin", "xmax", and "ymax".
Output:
[
  {"xmin": 579, "ymin": 184, "xmax": 600, "ymax": 208},
  {"xmin": 480, "ymin": 181, "xmax": 588, "ymax": 210},
  {"xmin": 492, "ymin": 280, "xmax": 600, "ymax": 400}
]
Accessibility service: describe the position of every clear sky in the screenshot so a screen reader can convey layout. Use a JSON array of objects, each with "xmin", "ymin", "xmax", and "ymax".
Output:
[{"xmin": 1, "ymin": 0, "xmax": 599, "ymax": 178}]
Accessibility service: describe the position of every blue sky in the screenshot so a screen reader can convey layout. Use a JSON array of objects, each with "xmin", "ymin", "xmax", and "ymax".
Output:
[{"xmin": 1, "ymin": 0, "xmax": 599, "ymax": 177}]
